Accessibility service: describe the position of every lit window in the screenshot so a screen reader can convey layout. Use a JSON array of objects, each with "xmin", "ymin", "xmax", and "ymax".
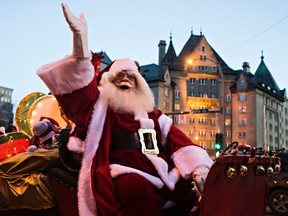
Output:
[{"xmin": 174, "ymin": 104, "xmax": 180, "ymax": 110}]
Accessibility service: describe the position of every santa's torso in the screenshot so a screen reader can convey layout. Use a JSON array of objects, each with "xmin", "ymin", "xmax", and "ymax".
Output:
[{"xmin": 108, "ymin": 110, "xmax": 171, "ymax": 178}]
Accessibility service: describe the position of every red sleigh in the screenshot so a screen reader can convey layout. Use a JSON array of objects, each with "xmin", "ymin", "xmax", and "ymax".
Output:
[{"xmin": 47, "ymin": 139, "xmax": 282, "ymax": 216}]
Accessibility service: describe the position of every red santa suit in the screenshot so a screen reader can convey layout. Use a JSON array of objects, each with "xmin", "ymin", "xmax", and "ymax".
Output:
[{"xmin": 37, "ymin": 54, "xmax": 213, "ymax": 216}]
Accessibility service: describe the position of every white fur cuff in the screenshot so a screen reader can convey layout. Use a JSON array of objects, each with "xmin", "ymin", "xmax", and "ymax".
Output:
[
  {"xmin": 67, "ymin": 136, "xmax": 85, "ymax": 153},
  {"xmin": 36, "ymin": 53, "xmax": 94, "ymax": 95},
  {"xmin": 171, "ymin": 146, "xmax": 213, "ymax": 179}
]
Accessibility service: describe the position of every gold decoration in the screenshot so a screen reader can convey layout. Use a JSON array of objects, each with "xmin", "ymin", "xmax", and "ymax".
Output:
[
  {"xmin": 225, "ymin": 167, "xmax": 237, "ymax": 179},
  {"xmin": 239, "ymin": 165, "xmax": 248, "ymax": 176}
]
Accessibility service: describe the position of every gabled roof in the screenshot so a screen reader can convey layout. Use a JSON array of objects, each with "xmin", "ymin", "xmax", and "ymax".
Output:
[
  {"xmin": 254, "ymin": 56, "xmax": 280, "ymax": 91},
  {"xmin": 174, "ymin": 33, "xmax": 234, "ymax": 73},
  {"xmin": 177, "ymin": 34, "xmax": 202, "ymax": 64},
  {"xmin": 232, "ymin": 70, "xmax": 257, "ymax": 89},
  {"xmin": 254, "ymin": 56, "xmax": 284, "ymax": 100},
  {"xmin": 140, "ymin": 64, "xmax": 166, "ymax": 82},
  {"xmin": 162, "ymin": 38, "xmax": 177, "ymax": 65}
]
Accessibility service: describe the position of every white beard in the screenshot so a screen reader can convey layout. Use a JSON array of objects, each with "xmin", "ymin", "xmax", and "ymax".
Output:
[{"xmin": 101, "ymin": 80, "xmax": 155, "ymax": 114}]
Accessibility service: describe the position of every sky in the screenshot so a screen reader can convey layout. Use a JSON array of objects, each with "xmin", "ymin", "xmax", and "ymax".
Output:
[{"xmin": 1, "ymin": 0, "xmax": 288, "ymax": 108}]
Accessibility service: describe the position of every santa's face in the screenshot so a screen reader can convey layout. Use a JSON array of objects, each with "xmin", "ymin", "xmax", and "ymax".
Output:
[{"xmin": 112, "ymin": 70, "xmax": 136, "ymax": 90}]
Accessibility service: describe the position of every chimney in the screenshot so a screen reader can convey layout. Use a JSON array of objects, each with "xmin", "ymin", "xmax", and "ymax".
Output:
[
  {"xmin": 158, "ymin": 40, "xmax": 166, "ymax": 65},
  {"xmin": 242, "ymin": 62, "xmax": 250, "ymax": 73}
]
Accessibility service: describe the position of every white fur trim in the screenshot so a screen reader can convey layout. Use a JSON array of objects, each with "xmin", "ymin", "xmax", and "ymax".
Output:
[
  {"xmin": 145, "ymin": 154, "xmax": 181, "ymax": 191},
  {"xmin": 110, "ymin": 164, "xmax": 164, "ymax": 189},
  {"xmin": 77, "ymin": 88, "xmax": 108, "ymax": 216},
  {"xmin": 67, "ymin": 136, "xmax": 85, "ymax": 153},
  {"xmin": 36, "ymin": 53, "xmax": 94, "ymax": 95},
  {"xmin": 158, "ymin": 114, "xmax": 173, "ymax": 146},
  {"xmin": 171, "ymin": 146, "xmax": 213, "ymax": 179},
  {"xmin": 109, "ymin": 58, "xmax": 138, "ymax": 75},
  {"xmin": 138, "ymin": 118, "xmax": 154, "ymax": 129}
]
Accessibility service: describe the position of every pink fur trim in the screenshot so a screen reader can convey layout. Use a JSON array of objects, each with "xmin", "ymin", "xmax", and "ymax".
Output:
[
  {"xmin": 77, "ymin": 89, "xmax": 108, "ymax": 216},
  {"xmin": 158, "ymin": 114, "xmax": 173, "ymax": 146},
  {"xmin": 110, "ymin": 164, "xmax": 164, "ymax": 189},
  {"xmin": 67, "ymin": 136, "xmax": 84, "ymax": 153},
  {"xmin": 145, "ymin": 154, "xmax": 181, "ymax": 191},
  {"xmin": 36, "ymin": 53, "xmax": 94, "ymax": 95},
  {"xmin": 171, "ymin": 146, "xmax": 213, "ymax": 179},
  {"xmin": 109, "ymin": 58, "xmax": 138, "ymax": 75}
]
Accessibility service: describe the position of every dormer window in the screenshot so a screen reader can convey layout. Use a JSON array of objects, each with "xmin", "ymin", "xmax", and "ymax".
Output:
[
  {"xmin": 240, "ymin": 79, "xmax": 244, "ymax": 86},
  {"xmin": 267, "ymin": 86, "xmax": 271, "ymax": 90},
  {"xmin": 262, "ymin": 83, "xmax": 265, "ymax": 87}
]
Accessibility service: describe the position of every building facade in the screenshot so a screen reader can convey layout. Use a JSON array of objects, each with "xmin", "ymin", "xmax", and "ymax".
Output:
[
  {"xmin": 0, "ymin": 86, "xmax": 14, "ymax": 130},
  {"xmin": 142, "ymin": 32, "xmax": 288, "ymax": 153}
]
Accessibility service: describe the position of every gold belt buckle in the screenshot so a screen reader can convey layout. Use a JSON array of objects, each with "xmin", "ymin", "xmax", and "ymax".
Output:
[{"xmin": 138, "ymin": 128, "xmax": 159, "ymax": 155}]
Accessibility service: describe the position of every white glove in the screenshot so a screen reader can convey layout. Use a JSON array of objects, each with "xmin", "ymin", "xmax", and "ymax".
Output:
[
  {"xmin": 191, "ymin": 166, "xmax": 209, "ymax": 196},
  {"xmin": 61, "ymin": 3, "xmax": 89, "ymax": 58}
]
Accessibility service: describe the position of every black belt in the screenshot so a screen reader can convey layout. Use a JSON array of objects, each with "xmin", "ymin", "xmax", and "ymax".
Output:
[{"xmin": 111, "ymin": 132, "xmax": 162, "ymax": 151}]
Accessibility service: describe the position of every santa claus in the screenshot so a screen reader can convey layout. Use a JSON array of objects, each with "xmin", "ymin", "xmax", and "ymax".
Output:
[{"xmin": 36, "ymin": 3, "xmax": 213, "ymax": 216}]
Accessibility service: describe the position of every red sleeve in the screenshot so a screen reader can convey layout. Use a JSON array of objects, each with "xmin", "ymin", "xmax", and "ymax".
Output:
[
  {"xmin": 55, "ymin": 76, "xmax": 99, "ymax": 140},
  {"xmin": 166, "ymin": 125, "xmax": 199, "ymax": 153}
]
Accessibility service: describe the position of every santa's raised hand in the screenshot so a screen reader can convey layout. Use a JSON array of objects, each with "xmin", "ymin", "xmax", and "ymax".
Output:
[{"xmin": 61, "ymin": 3, "xmax": 89, "ymax": 58}]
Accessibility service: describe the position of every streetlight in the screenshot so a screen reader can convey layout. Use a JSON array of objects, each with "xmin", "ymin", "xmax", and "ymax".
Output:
[{"xmin": 186, "ymin": 58, "xmax": 226, "ymax": 145}]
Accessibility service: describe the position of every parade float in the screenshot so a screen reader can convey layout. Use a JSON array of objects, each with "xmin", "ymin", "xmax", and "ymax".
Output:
[{"xmin": 0, "ymin": 92, "xmax": 285, "ymax": 216}]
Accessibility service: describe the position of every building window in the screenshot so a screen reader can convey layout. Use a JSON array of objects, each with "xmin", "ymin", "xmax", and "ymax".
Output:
[
  {"xmin": 199, "ymin": 118, "xmax": 207, "ymax": 124},
  {"xmin": 211, "ymin": 118, "xmax": 216, "ymax": 125},
  {"xmin": 238, "ymin": 93, "xmax": 246, "ymax": 101},
  {"xmin": 202, "ymin": 45, "xmax": 205, "ymax": 52},
  {"xmin": 164, "ymin": 88, "xmax": 170, "ymax": 97},
  {"xmin": 189, "ymin": 118, "xmax": 195, "ymax": 123},
  {"xmin": 174, "ymin": 104, "xmax": 180, "ymax": 111},
  {"xmin": 189, "ymin": 129, "xmax": 194, "ymax": 136},
  {"xmin": 226, "ymin": 107, "xmax": 231, "ymax": 114},
  {"xmin": 199, "ymin": 92, "xmax": 205, "ymax": 98},
  {"xmin": 211, "ymin": 79, "xmax": 216, "ymax": 86},
  {"xmin": 164, "ymin": 102, "xmax": 169, "ymax": 110},
  {"xmin": 240, "ymin": 79, "xmax": 245, "ymax": 86},
  {"xmin": 225, "ymin": 119, "xmax": 231, "ymax": 126},
  {"xmin": 210, "ymin": 131, "xmax": 216, "ymax": 136},
  {"xmin": 190, "ymin": 78, "xmax": 196, "ymax": 84},
  {"xmin": 238, "ymin": 106, "xmax": 246, "ymax": 113},
  {"xmin": 199, "ymin": 79, "xmax": 207, "ymax": 85},
  {"xmin": 211, "ymin": 93, "xmax": 216, "ymax": 98},
  {"xmin": 238, "ymin": 119, "xmax": 246, "ymax": 126},
  {"xmin": 175, "ymin": 91, "xmax": 180, "ymax": 99},
  {"xmin": 190, "ymin": 91, "xmax": 196, "ymax": 97},
  {"xmin": 226, "ymin": 95, "xmax": 231, "ymax": 102},
  {"xmin": 226, "ymin": 131, "xmax": 231, "ymax": 138},
  {"xmin": 199, "ymin": 130, "xmax": 206, "ymax": 136}
]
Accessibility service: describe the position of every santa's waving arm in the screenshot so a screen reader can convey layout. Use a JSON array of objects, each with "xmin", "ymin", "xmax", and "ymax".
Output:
[
  {"xmin": 36, "ymin": 4, "xmax": 98, "ymax": 151},
  {"xmin": 62, "ymin": 3, "xmax": 89, "ymax": 58}
]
